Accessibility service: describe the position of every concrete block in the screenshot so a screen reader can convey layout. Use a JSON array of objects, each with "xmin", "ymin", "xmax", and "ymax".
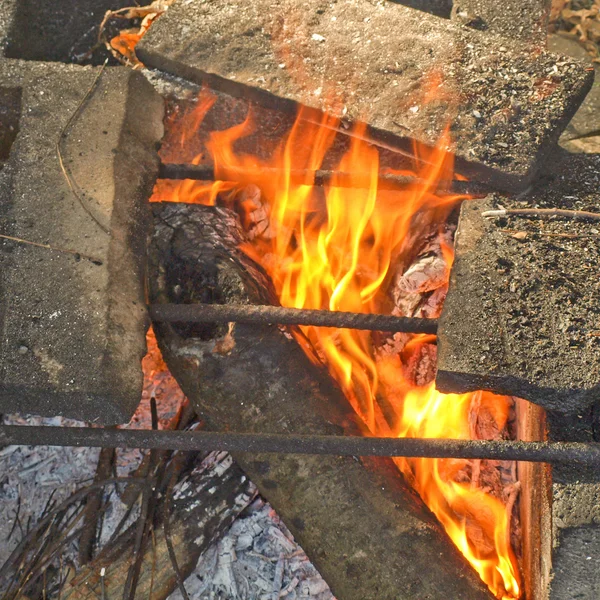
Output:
[
  {"xmin": 0, "ymin": 63, "xmax": 164, "ymax": 423},
  {"xmin": 436, "ymin": 152, "xmax": 600, "ymax": 413},
  {"xmin": 136, "ymin": 0, "xmax": 592, "ymax": 192},
  {"xmin": 550, "ymin": 483, "xmax": 600, "ymax": 599},
  {"xmin": 452, "ymin": 0, "xmax": 550, "ymax": 45}
]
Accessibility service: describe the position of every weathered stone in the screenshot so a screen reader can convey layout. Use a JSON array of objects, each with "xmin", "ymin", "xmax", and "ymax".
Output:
[
  {"xmin": 436, "ymin": 152, "xmax": 600, "ymax": 413},
  {"xmin": 550, "ymin": 483, "xmax": 600, "ymax": 599},
  {"xmin": 452, "ymin": 0, "xmax": 550, "ymax": 45},
  {"xmin": 137, "ymin": 0, "xmax": 592, "ymax": 192},
  {"xmin": 0, "ymin": 63, "xmax": 164, "ymax": 423},
  {"xmin": 549, "ymin": 34, "xmax": 600, "ymax": 146}
]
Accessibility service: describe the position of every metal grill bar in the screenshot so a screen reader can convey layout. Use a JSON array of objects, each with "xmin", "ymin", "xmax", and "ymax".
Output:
[
  {"xmin": 158, "ymin": 163, "xmax": 489, "ymax": 196},
  {"xmin": 149, "ymin": 303, "xmax": 438, "ymax": 335},
  {"xmin": 1, "ymin": 425, "xmax": 599, "ymax": 465}
]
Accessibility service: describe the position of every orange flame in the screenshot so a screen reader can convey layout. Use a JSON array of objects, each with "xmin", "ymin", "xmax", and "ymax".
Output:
[{"xmin": 152, "ymin": 93, "xmax": 521, "ymax": 599}]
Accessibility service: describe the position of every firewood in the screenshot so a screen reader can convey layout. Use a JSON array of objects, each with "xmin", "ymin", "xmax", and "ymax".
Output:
[
  {"xmin": 146, "ymin": 202, "xmax": 493, "ymax": 600},
  {"xmin": 61, "ymin": 452, "xmax": 256, "ymax": 600}
]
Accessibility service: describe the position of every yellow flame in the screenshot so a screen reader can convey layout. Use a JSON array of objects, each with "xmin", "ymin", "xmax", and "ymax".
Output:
[{"xmin": 152, "ymin": 92, "xmax": 521, "ymax": 599}]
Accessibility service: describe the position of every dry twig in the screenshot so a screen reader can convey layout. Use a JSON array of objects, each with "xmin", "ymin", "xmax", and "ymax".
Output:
[
  {"xmin": 57, "ymin": 59, "xmax": 110, "ymax": 235},
  {"xmin": 483, "ymin": 207, "xmax": 600, "ymax": 221},
  {"xmin": 0, "ymin": 234, "xmax": 104, "ymax": 265},
  {"xmin": 98, "ymin": 1, "xmax": 175, "ymax": 67}
]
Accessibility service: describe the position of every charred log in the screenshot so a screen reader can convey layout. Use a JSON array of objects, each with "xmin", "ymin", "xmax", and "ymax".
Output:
[
  {"xmin": 147, "ymin": 202, "xmax": 493, "ymax": 600},
  {"xmin": 62, "ymin": 451, "xmax": 256, "ymax": 600}
]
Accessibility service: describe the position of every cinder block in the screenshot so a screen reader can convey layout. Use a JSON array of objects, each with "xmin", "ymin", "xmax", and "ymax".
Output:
[
  {"xmin": 436, "ymin": 153, "xmax": 600, "ymax": 414},
  {"xmin": 452, "ymin": 0, "xmax": 550, "ymax": 45},
  {"xmin": 136, "ymin": 0, "xmax": 592, "ymax": 191},
  {"xmin": 0, "ymin": 63, "xmax": 164, "ymax": 423}
]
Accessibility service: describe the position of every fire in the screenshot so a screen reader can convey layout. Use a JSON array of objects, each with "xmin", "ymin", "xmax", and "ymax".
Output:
[{"xmin": 152, "ymin": 92, "xmax": 522, "ymax": 599}]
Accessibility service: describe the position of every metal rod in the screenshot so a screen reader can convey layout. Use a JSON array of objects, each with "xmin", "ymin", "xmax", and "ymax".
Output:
[
  {"xmin": 158, "ymin": 163, "xmax": 490, "ymax": 196},
  {"xmin": 149, "ymin": 303, "xmax": 438, "ymax": 335},
  {"xmin": 0, "ymin": 425, "xmax": 599, "ymax": 465}
]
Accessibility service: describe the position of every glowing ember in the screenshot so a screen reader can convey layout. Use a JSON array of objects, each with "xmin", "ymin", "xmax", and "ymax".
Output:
[
  {"xmin": 151, "ymin": 92, "xmax": 522, "ymax": 599},
  {"xmin": 128, "ymin": 327, "xmax": 187, "ymax": 430}
]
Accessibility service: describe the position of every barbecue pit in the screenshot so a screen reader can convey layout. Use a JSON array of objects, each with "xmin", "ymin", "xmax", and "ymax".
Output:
[{"xmin": 0, "ymin": 1, "xmax": 599, "ymax": 599}]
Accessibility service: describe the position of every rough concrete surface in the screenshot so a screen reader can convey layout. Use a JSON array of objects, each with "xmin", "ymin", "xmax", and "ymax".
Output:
[
  {"xmin": 136, "ymin": 0, "xmax": 592, "ymax": 192},
  {"xmin": 0, "ymin": 62, "xmax": 163, "ymax": 423},
  {"xmin": 549, "ymin": 34, "xmax": 600, "ymax": 148},
  {"xmin": 436, "ymin": 152, "xmax": 600, "ymax": 413},
  {"xmin": 548, "ymin": 480, "xmax": 600, "ymax": 600},
  {"xmin": 550, "ymin": 524, "xmax": 600, "ymax": 600},
  {"xmin": 452, "ymin": 0, "xmax": 550, "ymax": 45}
]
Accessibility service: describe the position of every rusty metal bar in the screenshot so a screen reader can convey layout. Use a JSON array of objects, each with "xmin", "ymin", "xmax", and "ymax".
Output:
[
  {"xmin": 149, "ymin": 303, "xmax": 439, "ymax": 335},
  {"xmin": 0, "ymin": 425, "xmax": 599, "ymax": 465},
  {"xmin": 158, "ymin": 162, "xmax": 490, "ymax": 196}
]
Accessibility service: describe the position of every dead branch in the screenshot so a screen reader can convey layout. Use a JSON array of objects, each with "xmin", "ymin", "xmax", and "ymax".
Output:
[
  {"xmin": 483, "ymin": 207, "xmax": 600, "ymax": 221},
  {"xmin": 56, "ymin": 60, "xmax": 110, "ymax": 235},
  {"xmin": 62, "ymin": 452, "xmax": 256, "ymax": 600},
  {"xmin": 0, "ymin": 234, "xmax": 104, "ymax": 265}
]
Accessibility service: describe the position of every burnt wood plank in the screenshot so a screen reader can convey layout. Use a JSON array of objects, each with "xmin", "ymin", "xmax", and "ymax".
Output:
[{"xmin": 147, "ymin": 202, "xmax": 494, "ymax": 600}]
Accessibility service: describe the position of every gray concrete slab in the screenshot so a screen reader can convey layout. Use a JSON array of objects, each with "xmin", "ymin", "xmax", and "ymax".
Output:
[
  {"xmin": 136, "ymin": 0, "xmax": 592, "ymax": 192},
  {"xmin": 436, "ymin": 151, "xmax": 600, "ymax": 414},
  {"xmin": 0, "ymin": 63, "xmax": 163, "ymax": 424},
  {"xmin": 3, "ymin": 0, "xmax": 132, "ymax": 64},
  {"xmin": 452, "ymin": 0, "xmax": 550, "ymax": 45},
  {"xmin": 550, "ymin": 483, "xmax": 600, "ymax": 600},
  {"xmin": 548, "ymin": 34, "xmax": 600, "ymax": 147}
]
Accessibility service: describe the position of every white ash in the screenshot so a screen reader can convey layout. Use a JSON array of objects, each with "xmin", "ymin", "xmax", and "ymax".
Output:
[
  {"xmin": 0, "ymin": 414, "xmax": 100, "ymax": 567},
  {"xmin": 168, "ymin": 497, "xmax": 335, "ymax": 600},
  {"xmin": 0, "ymin": 413, "xmax": 146, "ymax": 569},
  {"xmin": 143, "ymin": 67, "xmax": 202, "ymax": 100},
  {"xmin": 0, "ymin": 415, "xmax": 333, "ymax": 600}
]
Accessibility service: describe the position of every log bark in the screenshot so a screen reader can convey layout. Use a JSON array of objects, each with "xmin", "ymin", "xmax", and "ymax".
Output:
[
  {"xmin": 62, "ymin": 451, "xmax": 256, "ymax": 600},
  {"xmin": 147, "ymin": 202, "xmax": 493, "ymax": 600}
]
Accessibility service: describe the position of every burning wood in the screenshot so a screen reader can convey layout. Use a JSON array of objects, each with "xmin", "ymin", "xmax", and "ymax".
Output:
[
  {"xmin": 149, "ymin": 88, "xmax": 525, "ymax": 598},
  {"xmin": 148, "ymin": 202, "xmax": 492, "ymax": 599}
]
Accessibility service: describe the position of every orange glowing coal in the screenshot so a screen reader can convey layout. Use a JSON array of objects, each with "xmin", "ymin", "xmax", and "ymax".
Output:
[{"xmin": 152, "ymin": 91, "xmax": 522, "ymax": 599}]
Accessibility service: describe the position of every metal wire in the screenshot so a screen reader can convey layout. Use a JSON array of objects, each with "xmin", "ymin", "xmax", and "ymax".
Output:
[
  {"xmin": 149, "ymin": 303, "xmax": 439, "ymax": 335},
  {"xmin": 1, "ymin": 425, "xmax": 599, "ymax": 466},
  {"xmin": 158, "ymin": 163, "xmax": 489, "ymax": 196}
]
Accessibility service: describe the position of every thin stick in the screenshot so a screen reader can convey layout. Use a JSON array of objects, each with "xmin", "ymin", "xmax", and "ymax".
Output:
[
  {"xmin": 0, "ymin": 234, "xmax": 104, "ymax": 265},
  {"xmin": 0, "ymin": 478, "xmax": 148, "ymax": 585},
  {"xmin": 163, "ymin": 468, "xmax": 191, "ymax": 600},
  {"xmin": 100, "ymin": 567, "xmax": 106, "ymax": 600},
  {"xmin": 500, "ymin": 228, "xmax": 600, "ymax": 240},
  {"xmin": 79, "ymin": 446, "xmax": 116, "ymax": 565},
  {"xmin": 483, "ymin": 208, "xmax": 600, "ymax": 221},
  {"xmin": 123, "ymin": 398, "xmax": 162, "ymax": 600},
  {"xmin": 56, "ymin": 59, "xmax": 110, "ymax": 235}
]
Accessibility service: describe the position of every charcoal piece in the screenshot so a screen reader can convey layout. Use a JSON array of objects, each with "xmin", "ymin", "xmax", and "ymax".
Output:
[
  {"xmin": 147, "ymin": 202, "xmax": 493, "ymax": 600},
  {"xmin": 0, "ymin": 63, "xmax": 164, "ymax": 424},
  {"xmin": 436, "ymin": 153, "xmax": 600, "ymax": 414},
  {"xmin": 136, "ymin": 0, "xmax": 592, "ymax": 192}
]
